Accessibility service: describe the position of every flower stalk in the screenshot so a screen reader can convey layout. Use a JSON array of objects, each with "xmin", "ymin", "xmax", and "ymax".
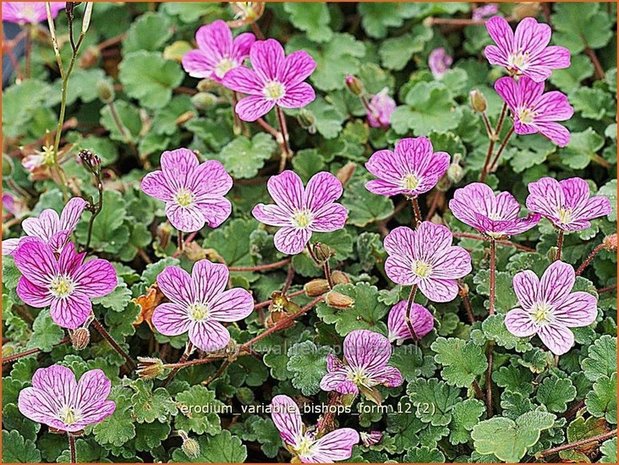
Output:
[
  {"xmin": 163, "ymin": 342, "xmax": 194, "ymax": 387},
  {"xmin": 555, "ymin": 230, "xmax": 565, "ymax": 261},
  {"xmin": 479, "ymin": 102, "xmax": 507, "ymax": 183},
  {"xmin": 489, "ymin": 238, "xmax": 497, "ymax": 315},
  {"xmin": 275, "ymin": 106, "xmax": 292, "ymax": 172},
  {"xmin": 68, "ymin": 432, "xmax": 77, "ymax": 463},
  {"xmin": 90, "ymin": 317, "xmax": 136, "ymax": 370}
]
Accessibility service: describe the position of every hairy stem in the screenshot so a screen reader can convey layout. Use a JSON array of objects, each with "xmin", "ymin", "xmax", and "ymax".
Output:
[
  {"xmin": 85, "ymin": 175, "xmax": 104, "ymax": 251},
  {"xmin": 228, "ymin": 258, "xmax": 291, "ymax": 272},
  {"xmin": 576, "ymin": 243, "xmax": 605, "ymax": 276},
  {"xmin": 488, "ymin": 126, "xmax": 515, "ymax": 172},
  {"xmin": 275, "ymin": 106, "xmax": 291, "ymax": 172},
  {"xmin": 489, "ymin": 239, "xmax": 497, "ymax": 315},
  {"xmin": 163, "ymin": 342, "xmax": 194, "ymax": 387},
  {"xmin": 555, "ymin": 230, "xmax": 565, "ymax": 261},
  {"xmin": 485, "ymin": 342, "xmax": 495, "ymax": 417},
  {"xmin": 536, "ymin": 429, "xmax": 617, "ymax": 458},
  {"xmin": 480, "ymin": 102, "xmax": 506, "ymax": 182},
  {"xmin": 404, "ymin": 285, "xmax": 419, "ymax": 341},
  {"xmin": 68, "ymin": 433, "xmax": 77, "ymax": 463},
  {"xmin": 2, "ymin": 337, "xmax": 70, "ymax": 365},
  {"xmin": 91, "ymin": 318, "xmax": 136, "ymax": 370},
  {"xmin": 411, "ymin": 196, "xmax": 422, "ymax": 229}
]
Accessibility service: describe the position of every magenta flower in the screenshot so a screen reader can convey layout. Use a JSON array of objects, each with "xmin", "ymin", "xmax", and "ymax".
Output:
[
  {"xmin": 428, "ymin": 47, "xmax": 452, "ymax": 79},
  {"xmin": 526, "ymin": 177, "xmax": 611, "ymax": 232},
  {"xmin": 320, "ymin": 330, "xmax": 403, "ymax": 396},
  {"xmin": 472, "ymin": 3, "xmax": 499, "ymax": 21},
  {"xmin": 384, "ymin": 222, "xmax": 472, "ymax": 302},
  {"xmin": 152, "ymin": 259, "xmax": 253, "ymax": 352},
  {"xmin": 367, "ymin": 88, "xmax": 396, "ymax": 128},
  {"xmin": 18, "ymin": 365, "xmax": 115, "ymax": 432},
  {"xmin": 223, "ymin": 39, "xmax": 316, "ymax": 121},
  {"xmin": 388, "ymin": 301, "xmax": 434, "ymax": 344},
  {"xmin": 360, "ymin": 431, "xmax": 383, "ymax": 447},
  {"xmin": 2, "ymin": 197, "xmax": 87, "ymax": 256},
  {"xmin": 2, "ymin": 2, "xmax": 64, "ymax": 24},
  {"xmin": 505, "ymin": 261, "xmax": 597, "ymax": 355},
  {"xmin": 2, "ymin": 192, "xmax": 27, "ymax": 219},
  {"xmin": 14, "ymin": 239, "xmax": 117, "ymax": 329},
  {"xmin": 365, "ymin": 137, "xmax": 450, "ymax": 198},
  {"xmin": 252, "ymin": 171, "xmax": 347, "ymax": 255},
  {"xmin": 495, "ymin": 76, "xmax": 574, "ymax": 147},
  {"xmin": 141, "ymin": 148, "xmax": 233, "ymax": 233},
  {"xmin": 271, "ymin": 394, "xmax": 359, "ymax": 463},
  {"xmin": 450, "ymin": 183, "xmax": 540, "ymax": 238},
  {"xmin": 182, "ymin": 20, "xmax": 255, "ymax": 82},
  {"xmin": 484, "ymin": 16, "xmax": 570, "ymax": 82}
]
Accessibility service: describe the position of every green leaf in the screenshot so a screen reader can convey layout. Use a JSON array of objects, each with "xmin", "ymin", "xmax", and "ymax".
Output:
[
  {"xmin": 205, "ymin": 219, "xmax": 258, "ymax": 268},
  {"xmin": 27, "ymin": 310, "xmax": 64, "ymax": 352},
  {"xmin": 172, "ymin": 430, "xmax": 247, "ymax": 462},
  {"xmin": 582, "ymin": 335, "xmax": 617, "ymax": 381},
  {"xmin": 597, "ymin": 181, "xmax": 617, "ymax": 222},
  {"xmin": 403, "ymin": 446, "xmax": 445, "ymax": 463},
  {"xmin": 343, "ymin": 177, "xmax": 394, "ymax": 227},
  {"xmin": 286, "ymin": 341, "xmax": 330, "ymax": 395},
  {"xmin": 2, "ymin": 80, "xmax": 51, "ymax": 138},
  {"xmin": 99, "ymin": 100, "xmax": 143, "ymax": 143},
  {"xmin": 119, "ymin": 51, "xmax": 184, "ymax": 109},
  {"xmin": 600, "ymin": 437, "xmax": 617, "ymax": 463},
  {"xmin": 93, "ymin": 386, "xmax": 136, "ymax": 447},
  {"xmin": 571, "ymin": 87, "xmax": 614, "ymax": 120},
  {"xmin": 2, "ymin": 430, "xmax": 41, "ymax": 463},
  {"xmin": 160, "ymin": 2, "xmax": 222, "ymax": 22},
  {"xmin": 175, "ymin": 385, "xmax": 225, "ymax": 435},
  {"xmin": 134, "ymin": 421, "xmax": 172, "ymax": 451},
  {"xmin": 560, "ymin": 416, "xmax": 610, "ymax": 461},
  {"xmin": 215, "ymin": 133, "xmax": 277, "ymax": 179},
  {"xmin": 379, "ymin": 26, "xmax": 433, "ymax": 70},
  {"xmin": 123, "ymin": 12, "xmax": 172, "ymax": 53},
  {"xmin": 93, "ymin": 281, "xmax": 131, "ymax": 312},
  {"xmin": 482, "ymin": 314, "xmax": 533, "ymax": 352},
  {"xmin": 305, "ymin": 97, "xmax": 346, "ymax": 139},
  {"xmin": 449, "ymin": 398, "xmax": 485, "ymax": 445},
  {"xmin": 586, "ymin": 373, "xmax": 617, "ymax": 424},
  {"xmin": 552, "ymin": 3, "xmax": 613, "ymax": 53},
  {"xmin": 536, "ymin": 375, "xmax": 577, "ymax": 413},
  {"xmin": 75, "ymin": 190, "xmax": 129, "ymax": 254},
  {"xmin": 549, "ymin": 54, "xmax": 595, "ymax": 92},
  {"xmin": 130, "ymin": 379, "xmax": 178, "ymax": 423},
  {"xmin": 472, "ymin": 410, "xmax": 556, "ymax": 462},
  {"xmin": 562, "ymin": 128, "xmax": 606, "ymax": 170},
  {"xmin": 359, "ymin": 3, "xmax": 419, "ymax": 38},
  {"xmin": 431, "ymin": 337, "xmax": 488, "ymax": 387},
  {"xmin": 407, "ymin": 378, "xmax": 461, "ymax": 426},
  {"xmin": 284, "ymin": 3, "xmax": 332, "ymax": 43}
]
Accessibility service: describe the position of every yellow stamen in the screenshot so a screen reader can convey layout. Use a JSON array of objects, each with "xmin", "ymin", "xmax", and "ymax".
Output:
[
  {"xmin": 412, "ymin": 260, "xmax": 432, "ymax": 279},
  {"xmin": 175, "ymin": 189, "xmax": 193, "ymax": 208},
  {"xmin": 263, "ymin": 81, "xmax": 285, "ymax": 100},
  {"xmin": 50, "ymin": 275, "xmax": 75, "ymax": 299},
  {"xmin": 188, "ymin": 303, "xmax": 209, "ymax": 321}
]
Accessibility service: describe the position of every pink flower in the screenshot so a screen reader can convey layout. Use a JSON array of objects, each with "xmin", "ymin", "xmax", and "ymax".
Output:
[
  {"xmin": 384, "ymin": 222, "xmax": 472, "ymax": 302},
  {"xmin": 252, "ymin": 171, "xmax": 347, "ymax": 255},
  {"xmin": 141, "ymin": 148, "xmax": 233, "ymax": 233},
  {"xmin": 270, "ymin": 394, "xmax": 359, "ymax": 463},
  {"xmin": 484, "ymin": 16, "xmax": 570, "ymax": 82},
  {"xmin": 182, "ymin": 20, "xmax": 255, "ymax": 82},
  {"xmin": 2, "ymin": 192, "xmax": 27, "ymax": 219},
  {"xmin": 152, "ymin": 259, "xmax": 253, "ymax": 352},
  {"xmin": 450, "ymin": 183, "xmax": 540, "ymax": 238},
  {"xmin": 2, "ymin": 197, "xmax": 87, "ymax": 256},
  {"xmin": 223, "ymin": 39, "xmax": 316, "ymax": 121},
  {"xmin": 365, "ymin": 137, "xmax": 450, "ymax": 198},
  {"xmin": 2, "ymin": 2, "xmax": 65, "ymax": 24},
  {"xmin": 526, "ymin": 177, "xmax": 611, "ymax": 232},
  {"xmin": 428, "ymin": 47, "xmax": 452, "ymax": 79},
  {"xmin": 495, "ymin": 76, "xmax": 574, "ymax": 147},
  {"xmin": 388, "ymin": 301, "xmax": 434, "ymax": 344},
  {"xmin": 18, "ymin": 365, "xmax": 115, "ymax": 432},
  {"xmin": 473, "ymin": 3, "xmax": 499, "ymax": 21},
  {"xmin": 360, "ymin": 431, "xmax": 383, "ymax": 447},
  {"xmin": 367, "ymin": 88, "xmax": 396, "ymax": 128},
  {"xmin": 505, "ymin": 261, "xmax": 597, "ymax": 355},
  {"xmin": 14, "ymin": 239, "xmax": 117, "ymax": 330},
  {"xmin": 320, "ymin": 330, "xmax": 403, "ymax": 395}
]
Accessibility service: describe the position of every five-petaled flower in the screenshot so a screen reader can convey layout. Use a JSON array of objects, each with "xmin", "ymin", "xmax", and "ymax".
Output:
[
  {"xmin": 271, "ymin": 394, "xmax": 359, "ymax": 463},
  {"xmin": 388, "ymin": 301, "xmax": 434, "ymax": 344},
  {"xmin": 450, "ymin": 183, "xmax": 540, "ymax": 238},
  {"xmin": 428, "ymin": 47, "xmax": 453, "ymax": 79},
  {"xmin": 152, "ymin": 259, "xmax": 254, "ymax": 352},
  {"xmin": 320, "ymin": 330, "xmax": 403, "ymax": 397},
  {"xmin": 252, "ymin": 170, "xmax": 348, "ymax": 255},
  {"xmin": 141, "ymin": 148, "xmax": 233, "ymax": 233},
  {"xmin": 223, "ymin": 38, "xmax": 316, "ymax": 121},
  {"xmin": 2, "ymin": 197, "xmax": 88, "ymax": 256},
  {"xmin": 367, "ymin": 88, "xmax": 396, "ymax": 128},
  {"xmin": 505, "ymin": 261, "xmax": 597, "ymax": 355},
  {"xmin": 2, "ymin": 2, "xmax": 64, "ymax": 24},
  {"xmin": 182, "ymin": 20, "xmax": 255, "ymax": 82},
  {"xmin": 18, "ymin": 365, "xmax": 115, "ymax": 432},
  {"xmin": 14, "ymin": 238, "xmax": 117, "ymax": 329},
  {"xmin": 495, "ymin": 76, "xmax": 574, "ymax": 147},
  {"xmin": 526, "ymin": 177, "xmax": 611, "ymax": 232},
  {"xmin": 484, "ymin": 16, "xmax": 570, "ymax": 82},
  {"xmin": 384, "ymin": 221, "xmax": 472, "ymax": 302},
  {"xmin": 365, "ymin": 137, "xmax": 450, "ymax": 198}
]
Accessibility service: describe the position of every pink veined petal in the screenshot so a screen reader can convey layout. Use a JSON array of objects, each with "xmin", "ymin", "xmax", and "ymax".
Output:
[
  {"xmin": 484, "ymin": 44, "xmax": 509, "ymax": 67},
  {"xmin": 418, "ymin": 277, "xmax": 459, "ymax": 303},
  {"xmin": 560, "ymin": 177, "xmax": 590, "ymax": 210},
  {"xmin": 530, "ymin": 46, "xmax": 570, "ymax": 73},
  {"xmin": 365, "ymin": 179, "xmax": 404, "ymax": 197},
  {"xmin": 250, "ymin": 39, "xmax": 285, "ymax": 82},
  {"xmin": 75, "ymin": 369, "xmax": 112, "ymax": 413},
  {"xmin": 208, "ymin": 288, "xmax": 254, "ymax": 322},
  {"xmin": 451, "ymin": 183, "xmax": 496, "ymax": 223},
  {"xmin": 518, "ymin": 76, "xmax": 545, "ymax": 102},
  {"xmin": 2, "ymin": 238, "xmax": 21, "ymax": 255},
  {"xmin": 394, "ymin": 137, "xmax": 433, "ymax": 173},
  {"xmin": 22, "ymin": 209, "xmax": 61, "ymax": 242},
  {"xmin": 268, "ymin": 170, "xmax": 305, "ymax": 212},
  {"xmin": 191, "ymin": 259, "xmax": 228, "ymax": 304},
  {"xmin": 160, "ymin": 148, "xmax": 200, "ymax": 190},
  {"xmin": 492, "ymin": 192, "xmax": 521, "ymax": 221},
  {"xmin": 526, "ymin": 177, "xmax": 564, "ymax": 219},
  {"xmin": 537, "ymin": 324, "xmax": 575, "ymax": 355},
  {"xmin": 494, "ymin": 77, "xmax": 520, "ymax": 112},
  {"xmin": 157, "ymin": 265, "xmax": 194, "ymax": 305},
  {"xmin": 271, "ymin": 395, "xmax": 303, "ymax": 447},
  {"xmin": 534, "ymin": 91, "xmax": 574, "ymax": 122},
  {"xmin": 17, "ymin": 277, "xmax": 53, "ymax": 308},
  {"xmin": 513, "ymin": 270, "xmax": 540, "ymax": 311},
  {"xmin": 235, "ymin": 95, "xmax": 276, "ymax": 122},
  {"xmin": 182, "ymin": 49, "xmax": 218, "ymax": 79},
  {"xmin": 521, "ymin": 64, "xmax": 553, "ymax": 83},
  {"xmin": 279, "ymin": 50, "xmax": 316, "ymax": 86},
  {"xmin": 486, "ymin": 16, "xmax": 514, "ymax": 57},
  {"xmin": 306, "ymin": 428, "xmax": 360, "ymax": 463},
  {"xmin": 50, "ymin": 293, "xmax": 92, "ymax": 329},
  {"xmin": 310, "ymin": 203, "xmax": 347, "ymax": 233},
  {"xmin": 344, "ymin": 330, "xmax": 392, "ymax": 372},
  {"xmin": 18, "ymin": 387, "xmax": 62, "ymax": 428},
  {"xmin": 539, "ymin": 261, "xmax": 575, "ymax": 306},
  {"xmin": 579, "ymin": 196, "xmax": 612, "ymax": 221},
  {"xmin": 252, "ymin": 203, "xmax": 293, "ymax": 227},
  {"xmin": 188, "ymin": 320, "xmax": 230, "ymax": 352},
  {"xmin": 370, "ymin": 365, "xmax": 403, "ymax": 388},
  {"xmin": 195, "ymin": 20, "xmax": 233, "ymax": 62},
  {"xmin": 232, "ymin": 32, "xmax": 256, "ymax": 61},
  {"xmin": 277, "ymin": 82, "xmax": 316, "ymax": 109},
  {"xmin": 504, "ymin": 308, "xmax": 538, "ymax": 337},
  {"xmin": 383, "ymin": 226, "xmax": 415, "ymax": 257},
  {"xmin": 165, "ymin": 202, "xmax": 206, "ymax": 233},
  {"xmin": 366, "ymin": 149, "xmax": 406, "ymax": 182},
  {"xmin": 430, "ymin": 246, "xmax": 472, "ymax": 280},
  {"xmin": 222, "ymin": 66, "xmax": 264, "ymax": 95},
  {"xmin": 384, "ymin": 255, "xmax": 416, "ymax": 286},
  {"xmin": 32, "ymin": 364, "xmax": 77, "ymax": 395},
  {"xmin": 141, "ymin": 170, "xmax": 174, "ymax": 202},
  {"xmin": 553, "ymin": 291, "xmax": 598, "ymax": 328},
  {"xmin": 416, "ymin": 152, "xmax": 450, "ymax": 191},
  {"xmin": 388, "ymin": 301, "xmax": 434, "ymax": 343},
  {"xmin": 73, "ymin": 259, "xmax": 117, "ymax": 298},
  {"xmin": 190, "ymin": 160, "xmax": 233, "ymax": 196},
  {"xmin": 413, "ymin": 222, "xmax": 454, "ymax": 262},
  {"xmin": 57, "ymin": 241, "xmax": 85, "ymax": 276},
  {"xmin": 327, "ymin": 354, "xmax": 345, "ymax": 371},
  {"xmin": 75, "ymin": 400, "xmax": 115, "ymax": 429},
  {"xmin": 13, "ymin": 238, "xmax": 58, "ymax": 287},
  {"xmin": 274, "ymin": 227, "xmax": 312, "ymax": 255},
  {"xmin": 304, "ymin": 172, "xmax": 343, "ymax": 211},
  {"xmin": 152, "ymin": 302, "xmax": 191, "ymax": 336},
  {"xmin": 514, "ymin": 17, "xmax": 551, "ymax": 56},
  {"xmin": 48, "ymin": 230, "xmax": 72, "ymax": 255},
  {"xmin": 502, "ymin": 214, "xmax": 541, "ymax": 236},
  {"xmin": 60, "ymin": 197, "xmax": 88, "ymax": 232},
  {"xmin": 194, "ymin": 196, "xmax": 232, "ymax": 228},
  {"xmin": 320, "ymin": 368, "xmax": 359, "ymax": 394}
]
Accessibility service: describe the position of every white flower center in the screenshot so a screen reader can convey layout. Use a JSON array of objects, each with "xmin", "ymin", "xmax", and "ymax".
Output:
[
  {"xmin": 49, "ymin": 275, "xmax": 75, "ymax": 299},
  {"xmin": 263, "ymin": 80, "xmax": 285, "ymax": 100},
  {"xmin": 517, "ymin": 107, "xmax": 536, "ymax": 124},
  {"xmin": 531, "ymin": 302, "xmax": 553, "ymax": 325},
  {"xmin": 347, "ymin": 366, "xmax": 371, "ymax": 387},
  {"xmin": 174, "ymin": 188, "xmax": 193, "ymax": 208},
  {"xmin": 294, "ymin": 435, "xmax": 314, "ymax": 457},
  {"xmin": 188, "ymin": 303, "xmax": 209, "ymax": 322},
  {"xmin": 558, "ymin": 207, "xmax": 572, "ymax": 224},
  {"xmin": 411, "ymin": 260, "xmax": 433, "ymax": 279},
  {"xmin": 58, "ymin": 405, "xmax": 81, "ymax": 426},
  {"xmin": 292, "ymin": 209, "xmax": 313, "ymax": 229},
  {"xmin": 214, "ymin": 57, "xmax": 237, "ymax": 79},
  {"xmin": 508, "ymin": 51, "xmax": 529, "ymax": 71},
  {"xmin": 400, "ymin": 173, "xmax": 420, "ymax": 191}
]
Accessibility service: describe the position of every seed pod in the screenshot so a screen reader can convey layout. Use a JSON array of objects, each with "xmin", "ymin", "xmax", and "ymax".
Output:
[
  {"xmin": 191, "ymin": 92, "xmax": 219, "ymax": 110},
  {"xmin": 304, "ymin": 279, "xmax": 330, "ymax": 297},
  {"xmin": 447, "ymin": 157, "xmax": 465, "ymax": 183},
  {"xmin": 331, "ymin": 270, "xmax": 351, "ymax": 285},
  {"xmin": 97, "ymin": 80, "xmax": 115, "ymax": 104},
  {"xmin": 313, "ymin": 243, "xmax": 335, "ymax": 263},
  {"xmin": 603, "ymin": 233, "xmax": 617, "ymax": 251},
  {"xmin": 136, "ymin": 357, "xmax": 165, "ymax": 380},
  {"xmin": 469, "ymin": 89, "xmax": 487, "ymax": 113},
  {"xmin": 345, "ymin": 75, "xmax": 364, "ymax": 96},
  {"xmin": 179, "ymin": 431, "xmax": 201, "ymax": 459},
  {"xmin": 70, "ymin": 328, "xmax": 90, "ymax": 350},
  {"xmin": 297, "ymin": 108, "xmax": 316, "ymax": 134},
  {"xmin": 325, "ymin": 291, "xmax": 354, "ymax": 309},
  {"xmin": 547, "ymin": 246, "xmax": 559, "ymax": 262}
]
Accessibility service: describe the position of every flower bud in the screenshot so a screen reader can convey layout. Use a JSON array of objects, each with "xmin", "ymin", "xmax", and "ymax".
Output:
[
  {"xmin": 512, "ymin": 2, "xmax": 540, "ymax": 20},
  {"xmin": 331, "ymin": 270, "xmax": 350, "ymax": 285},
  {"xmin": 458, "ymin": 282, "xmax": 469, "ymax": 298},
  {"xmin": 312, "ymin": 243, "xmax": 335, "ymax": 263},
  {"xmin": 603, "ymin": 234, "xmax": 617, "ymax": 251},
  {"xmin": 97, "ymin": 80, "xmax": 115, "ymax": 104},
  {"xmin": 547, "ymin": 246, "xmax": 559, "ymax": 262},
  {"xmin": 447, "ymin": 156, "xmax": 465, "ymax": 183},
  {"xmin": 191, "ymin": 92, "xmax": 219, "ymax": 110},
  {"xmin": 197, "ymin": 79, "xmax": 218, "ymax": 92},
  {"xmin": 324, "ymin": 291, "xmax": 354, "ymax": 309},
  {"xmin": 469, "ymin": 89, "xmax": 487, "ymax": 113},
  {"xmin": 70, "ymin": 328, "xmax": 90, "ymax": 350},
  {"xmin": 345, "ymin": 75, "xmax": 364, "ymax": 96},
  {"xmin": 137, "ymin": 357, "xmax": 166, "ymax": 380},
  {"xmin": 156, "ymin": 223, "xmax": 172, "ymax": 249},
  {"xmin": 297, "ymin": 108, "xmax": 316, "ymax": 134},
  {"xmin": 304, "ymin": 279, "xmax": 330, "ymax": 297},
  {"xmin": 336, "ymin": 162, "xmax": 356, "ymax": 187},
  {"xmin": 78, "ymin": 149, "xmax": 101, "ymax": 175},
  {"xmin": 179, "ymin": 431, "xmax": 201, "ymax": 459}
]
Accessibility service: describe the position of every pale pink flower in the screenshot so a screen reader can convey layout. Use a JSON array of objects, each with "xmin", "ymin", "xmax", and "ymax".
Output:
[
  {"xmin": 252, "ymin": 171, "xmax": 347, "ymax": 255},
  {"xmin": 2, "ymin": 192, "xmax": 27, "ymax": 219},
  {"xmin": 152, "ymin": 259, "xmax": 253, "ymax": 353},
  {"xmin": 428, "ymin": 47, "xmax": 452, "ymax": 79},
  {"xmin": 495, "ymin": 76, "xmax": 574, "ymax": 147},
  {"xmin": 384, "ymin": 222, "xmax": 472, "ymax": 303},
  {"xmin": 2, "ymin": 2, "xmax": 64, "ymax": 24},
  {"xmin": 473, "ymin": 4, "xmax": 499, "ymax": 21},
  {"xmin": 18, "ymin": 365, "xmax": 115, "ymax": 432},
  {"xmin": 450, "ymin": 183, "xmax": 540, "ymax": 238},
  {"xmin": 505, "ymin": 261, "xmax": 597, "ymax": 355},
  {"xmin": 271, "ymin": 394, "xmax": 359, "ymax": 463},
  {"xmin": 484, "ymin": 16, "xmax": 570, "ymax": 82},
  {"xmin": 141, "ymin": 148, "xmax": 233, "ymax": 233},
  {"xmin": 367, "ymin": 88, "xmax": 395, "ymax": 128},
  {"xmin": 223, "ymin": 39, "xmax": 316, "ymax": 121},
  {"xmin": 182, "ymin": 20, "xmax": 255, "ymax": 82},
  {"xmin": 388, "ymin": 301, "xmax": 434, "ymax": 344},
  {"xmin": 360, "ymin": 431, "xmax": 383, "ymax": 447},
  {"xmin": 526, "ymin": 177, "xmax": 611, "ymax": 232}
]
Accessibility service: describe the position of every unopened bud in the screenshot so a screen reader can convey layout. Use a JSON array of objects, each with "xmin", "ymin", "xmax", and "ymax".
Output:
[
  {"xmin": 70, "ymin": 328, "xmax": 90, "ymax": 350},
  {"xmin": 304, "ymin": 279, "xmax": 330, "ymax": 297},
  {"xmin": 458, "ymin": 282, "xmax": 469, "ymax": 297},
  {"xmin": 324, "ymin": 291, "xmax": 354, "ymax": 309},
  {"xmin": 183, "ymin": 241, "xmax": 207, "ymax": 261},
  {"xmin": 331, "ymin": 270, "xmax": 350, "ymax": 285},
  {"xmin": 336, "ymin": 162, "xmax": 356, "ymax": 186},
  {"xmin": 312, "ymin": 243, "xmax": 335, "ymax": 264},
  {"xmin": 156, "ymin": 223, "xmax": 172, "ymax": 249},
  {"xmin": 345, "ymin": 75, "xmax": 364, "ymax": 96},
  {"xmin": 297, "ymin": 108, "xmax": 316, "ymax": 134},
  {"xmin": 469, "ymin": 89, "xmax": 487, "ymax": 113},
  {"xmin": 447, "ymin": 158, "xmax": 465, "ymax": 184},
  {"xmin": 512, "ymin": 2, "xmax": 540, "ymax": 20},
  {"xmin": 603, "ymin": 234, "xmax": 617, "ymax": 251},
  {"xmin": 78, "ymin": 149, "xmax": 101, "ymax": 174},
  {"xmin": 2, "ymin": 344, "xmax": 16, "ymax": 358},
  {"xmin": 97, "ymin": 80, "xmax": 115, "ymax": 104},
  {"xmin": 179, "ymin": 431, "xmax": 200, "ymax": 459},
  {"xmin": 191, "ymin": 92, "xmax": 219, "ymax": 110},
  {"xmin": 136, "ymin": 357, "xmax": 165, "ymax": 380},
  {"xmin": 547, "ymin": 246, "xmax": 559, "ymax": 262},
  {"xmin": 197, "ymin": 79, "xmax": 218, "ymax": 92},
  {"xmin": 422, "ymin": 16, "xmax": 434, "ymax": 28}
]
